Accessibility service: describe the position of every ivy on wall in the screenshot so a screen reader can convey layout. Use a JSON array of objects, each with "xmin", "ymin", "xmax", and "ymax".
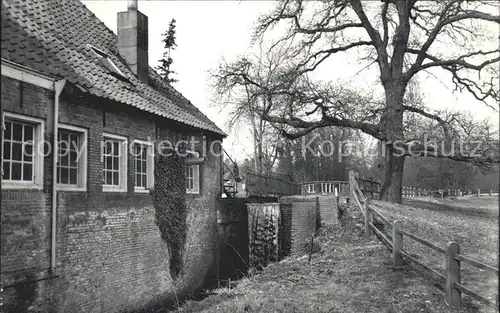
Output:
[{"xmin": 153, "ymin": 144, "xmax": 187, "ymax": 279}]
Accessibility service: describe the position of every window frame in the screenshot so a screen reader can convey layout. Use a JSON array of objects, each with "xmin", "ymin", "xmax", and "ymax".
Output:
[
  {"xmin": 185, "ymin": 150, "xmax": 200, "ymax": 195},
  {"xmin": 102, "ymin": 132, "xmax": 128, "ymax": 193},
  {"xmin": 132, "ymin": 139, "xmax": 154, "ymax": 193},
  {"xmin": 56, "ymin": 124, "xmax": 88, "ymax": 191},
  {"xmin": 2, "ymin": 112, "xmax": 44, "ymax": 190}
]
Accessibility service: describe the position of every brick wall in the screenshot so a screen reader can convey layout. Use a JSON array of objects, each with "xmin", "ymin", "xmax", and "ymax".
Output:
[
  {"xmin": 318, "ymin": 195, "xmax": 338, "ymax": 225},
  {"xmin": 279, "ymin": 202, "xmax": 292, "ymax": 258},
  {"xmin": 216, "ymin": 198, "xmax": 248, "ymax": 282},
  {"xmin": 279, "ymin": 196, "xmax": 318, "ymax": 255},
  {"xmin": 1, "ymin": 76, "xmax": 223, "ymax": 312}
]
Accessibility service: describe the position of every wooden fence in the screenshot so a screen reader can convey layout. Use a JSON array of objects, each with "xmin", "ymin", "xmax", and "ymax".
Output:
[
  {"xmin": 245, "ymin": 172, "xmax": 299, "ymax": 197},
  {"xmin": 402, "ymin": 187, "xmax": 495, "ymax": 198},
  {"xmin": 349, "ymin": 171, "xmax": 499, "ymax": 310}
]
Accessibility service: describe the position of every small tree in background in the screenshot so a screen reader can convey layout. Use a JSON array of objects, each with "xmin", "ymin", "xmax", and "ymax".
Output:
[{"xmin": 156, "ymin": 18, "xmax": 178, "ymax": 84}]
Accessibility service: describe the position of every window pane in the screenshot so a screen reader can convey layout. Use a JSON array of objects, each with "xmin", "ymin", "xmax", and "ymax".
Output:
[
  {"xmin": 12, "ymin": 123, "xmax": 23, "ymax": 141},
  {"xmin": 135, "ymin": 159, "xmax": 141, "ymax": 173},
  {"xmin": 4, "ymin": 122, "xmax": 11, "ymax": 140},
  {"xmin": 142, "ymin": 161, "xmax": 147, "ymax": 174},
  {"xmin": 24, "ymin": 144, "xmax": 33, "ymax": 162},
  {"xmin": 113, "ymin": 172, "xmax": 119, "ymax": 185},
  {"xmin": 60, "ymin": 132, "xmax": 68, "ymax": 143},
  {"xmin": 106, "ymin": 156, "xmax": 113, "ymax": 170},
  {"xmin": 12, "ymin": 143, "xmax": 22, "ymax": 161},
  {"xmin": 3, "ymin": 142, "xmax": 11, "ymax": 160},
  {"xmin": 60, "ymin": 168, "xmax": 69, "ymax": 184},
  {"xmin": 61, "ymin": 152, "xmax": 69, "ymax": 167},
  {"xmin": 24, "ymin": 125, "xmax": 33, "ymax": 141},
  {"xmin": 112, "ymin": 142, "xmax": 119, "ymax": 156},
  {"xmin": 12, "ymin": 162, "xmax": 21, "ymax": 180},
  {"xmin": 69, "ymin": 169, "xmax": 77, "ymax": 185},
  {"xmin": 70, "ymin": 134, "xmax": 78, "ymax": 148},
  {"xmin": 106, "ymin": 171, "xmax": 112, "ymax": 185},
  {"xmin": 113, "ymin": 156, "xmax": 119, "ymax": 170},
  {"xmin": 3, "ymin": 162, "xmax": 10, "ymax": 179},
  {"xmin": 23, "ymin": 163, "xmax": 33, "ymax": 181},
  {"xmin": 70, "ymin": 151, "xmax": 77, "ymax": 167},
  {"xmin": 104, "ymin": 141, "xmax": 112, "ymax": 154},
  {"xmin": 135, "ymin": 173, "xmax": 140, "ymax": 186},
  {"xmin": 142, "ymin": 175, "xmax": 146, "ymax": 187}
]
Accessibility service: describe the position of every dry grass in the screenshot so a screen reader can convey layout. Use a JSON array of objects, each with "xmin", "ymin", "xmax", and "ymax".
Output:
[
  {"xmin": 371, "ymin": 196, "xmax": 498, "ymax": 313},
  {"xmin": 176, "ymin": 201, "xmax": 491, "ymax": 313}
]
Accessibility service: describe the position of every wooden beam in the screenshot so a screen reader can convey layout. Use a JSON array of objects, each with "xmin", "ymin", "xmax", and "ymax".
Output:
[{"xmin": 1, "ymin": 58, "xmax": 60, "ymax": 90}]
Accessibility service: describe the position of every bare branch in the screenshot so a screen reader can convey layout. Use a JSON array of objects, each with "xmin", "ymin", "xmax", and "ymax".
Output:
[{"xmin": 406, "ymin": 3, "xmax": 500, "ymax": 79}]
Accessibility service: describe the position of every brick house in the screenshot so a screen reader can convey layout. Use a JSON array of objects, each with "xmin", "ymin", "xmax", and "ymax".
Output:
[{"xmin": 1, "ymin": 0, "xmax": 226, "ymax": 312}]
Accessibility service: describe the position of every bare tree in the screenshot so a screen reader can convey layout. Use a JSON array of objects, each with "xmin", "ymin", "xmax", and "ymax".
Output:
[{"xmin": 213, "ymin": 0, "xmax": 499, "ymax": 203}]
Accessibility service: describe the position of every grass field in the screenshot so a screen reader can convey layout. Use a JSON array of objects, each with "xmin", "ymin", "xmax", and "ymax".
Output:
[
  {"xmin": 372, "ymin": 196, "xmax": 498, "ymax": 312},
  {"xmin": 176, "ymin": 196, "xmax": 498, "ymax": 313}
]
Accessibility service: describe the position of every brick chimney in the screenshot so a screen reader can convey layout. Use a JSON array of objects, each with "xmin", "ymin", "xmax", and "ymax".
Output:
[{"xmin": 117, "ymin": 0, "xmax": 149, "ymax": 83}]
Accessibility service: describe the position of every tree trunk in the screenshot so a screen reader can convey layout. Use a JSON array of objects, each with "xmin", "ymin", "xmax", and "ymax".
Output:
[
  {"xmin": 380, "ymin": 151, "xmax": 404, "ymax": 203},
  {"xmin": 379, "ymin": 80, "xmax": 406, "ymax": 203}
]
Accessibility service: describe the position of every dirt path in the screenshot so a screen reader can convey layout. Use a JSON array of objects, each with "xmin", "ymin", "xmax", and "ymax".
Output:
[{"xmin": 176, "ymin": 202, "xmax": 493, "ymax": 313}]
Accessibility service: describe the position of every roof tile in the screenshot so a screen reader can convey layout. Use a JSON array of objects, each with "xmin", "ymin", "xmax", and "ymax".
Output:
[{"xmin": 1, "ymin": 0, "xmax": 225, "ymax": 136}]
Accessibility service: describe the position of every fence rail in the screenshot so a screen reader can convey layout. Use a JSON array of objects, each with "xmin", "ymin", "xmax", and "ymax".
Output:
[
  {"xmin": 398, "ymin": 229, "xmax": 446, "ymax": 254},
  {"xmin": 402, "ymin": 186, "xmax": 497, "ymax": 198},
  {"xmin": 348, "ymin": 171, "xmax": 499, "ymax": 310},
  {"xmin": 454, "ymin": 254, "xmax": 499, "ymax": 274}
]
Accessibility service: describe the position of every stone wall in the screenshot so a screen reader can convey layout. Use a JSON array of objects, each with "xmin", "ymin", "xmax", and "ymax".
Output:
[
  {"xmin": 1, "ymin": 76, "xmax": 223, "ymax": 312},
  {"xmin": 279, "ymin": 196, "xmax": 320, "ymax": 255},
  {"xmin": 317, "ymin": 195, "xmax": 339, "ymax": 225},
  {"xmin": 216, "ymin": 198, "xmax": 248, "ymax": 283}
]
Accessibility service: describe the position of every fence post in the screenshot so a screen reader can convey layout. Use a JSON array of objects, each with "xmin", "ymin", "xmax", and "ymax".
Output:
[
  {"xmin": 441, "ymin": 189, "xmax": 444, "ymax": 198},
  {"xmin": 490, "ymin": 189, "xmax": 492, "ymax": 196},
  {"xmin": 363, "ymin": 198, "xmax": 372, "ymax": 236},
  {"xmin": 445, "ymin": 242, "xmax": 462, "ymax": 309},
  {"xmin": 392, "ymin": 220, "xmax": 403, "ymax": 268},
  {"xmin": 477, "ymin": 189, "xmax": 480, "ymax": 197}
]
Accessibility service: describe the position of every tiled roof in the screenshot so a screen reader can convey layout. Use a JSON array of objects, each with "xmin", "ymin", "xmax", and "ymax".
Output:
[{"xmin": 1, "ymin": 0, "xmax": 226, "ymax": 136}]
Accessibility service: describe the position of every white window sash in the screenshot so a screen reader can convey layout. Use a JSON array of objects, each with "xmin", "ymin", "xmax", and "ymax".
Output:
[
  {"xmin": 2, "ymin": 112, "xmax": 44, "ymax": 189},
  {"xmin": 56, "ymin": 124, "xmax": 87, "ymax": 191},
  {"xmin": 186, "ymin": 150, "xmax": 200, "ymax": 194},
  {"xmin": 133, "ymin": 139, "xmax": 154, "ymax": 193},
  {"xmin": 102, "ymin": 133, "xmax": 127, "ymax": 192}
]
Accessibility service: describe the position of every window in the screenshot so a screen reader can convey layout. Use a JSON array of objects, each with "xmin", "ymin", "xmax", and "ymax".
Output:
[
  {"xmin": 133, "ymin": 140, "xmax": 154, "ymax": 193},
  {"xmin": 57, "ymin": 125, "xmax": 87, "ymax": 191},
  {"xmin": 2, "ymin": 113, "xmax": 44, "ymax": 189},
  {"xmin": 185, "ymin": 150, "xmax": 200, "ymax": 194},
  {"xmin": 102, "ymin": 133, "xmax": 127, "ymax": 192},
  {"xmin": 88, "ymin": 44, "xmax": 128, "ymax": 80}
]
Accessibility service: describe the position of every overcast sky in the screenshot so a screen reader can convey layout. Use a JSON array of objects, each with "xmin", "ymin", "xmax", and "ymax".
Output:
[{"xmin": 82, "ymin": 1, "xmax": 498, "ymax": 160}]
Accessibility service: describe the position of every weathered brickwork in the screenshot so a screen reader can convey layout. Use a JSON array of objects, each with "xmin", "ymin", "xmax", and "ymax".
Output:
[
  {"xmin": 318, "ymin": 195, "xmax": 338, "ymax": 225},
  {"xmin": 279, "ymin": 196, "xmax": 319, "ymax": 255},
  {"xmin": 1, "ymin": 76, "xmax": 223, "ymax": 312}
]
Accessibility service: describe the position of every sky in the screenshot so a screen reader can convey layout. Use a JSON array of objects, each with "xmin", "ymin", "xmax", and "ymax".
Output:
[{"xmin": 82, "ymin": 1, "xmax": 498, "ymax": 161}]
